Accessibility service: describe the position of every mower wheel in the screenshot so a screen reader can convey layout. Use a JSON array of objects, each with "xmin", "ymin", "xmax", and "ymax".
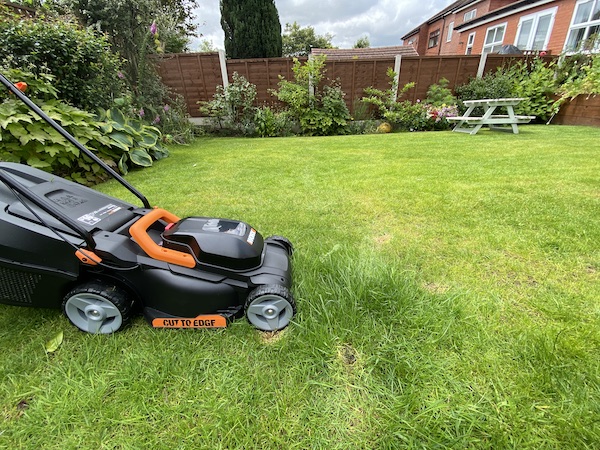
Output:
[
  {"xmin": 266, "ymin": 235, "xmax": 294, "ymax": 256},
  {"xmin": 63, "ymin": 281, "xmax": 133, "ymax": 334},
  {"xmin": 245, "ymin": 284, "xmax": 296, "ymax": 332}
]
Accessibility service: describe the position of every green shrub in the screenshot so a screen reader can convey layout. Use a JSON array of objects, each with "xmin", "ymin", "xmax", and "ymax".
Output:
[
  {"xmin": 361, "ymin": 69, "xmax": 414, "ymax": 120},
  {"xmin": 253, "ymin": 106, "xmax": 293, "ymax": 137},
  {"xmin": 272, "ymin": 56, "xmax": 350, "ymax": 136},
  {"xmin": 0, "ymin": 16, "xmax": 126, "ymax": 112},
  {"xmin": 200, "ymin": 72, "xmax": 257, "ymax": 134},
  {"xmin": 455, "ymin": 70, "xmax": 516, "ymax": 115},
  {"xmin": 425, "ymin": 78, "xmax": 457, "ymax": 106},
  {"xmin": 556, "ymin": 55, "xmax": 600, "ymax": 101},
  {"xmin": 0, "ymin": 69, "xmax": 168, "ymax": 183},
  {"xmin": 505, "ymin": 58, "xmax": 558, "ymax": 121}
]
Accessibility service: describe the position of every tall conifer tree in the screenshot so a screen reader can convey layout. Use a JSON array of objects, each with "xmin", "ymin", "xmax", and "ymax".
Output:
[{"xmin": 220, "ymin": 0, "xmax": 282, "ymax": 58}]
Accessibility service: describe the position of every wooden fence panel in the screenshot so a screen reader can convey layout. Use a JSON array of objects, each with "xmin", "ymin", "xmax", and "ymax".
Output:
[
  {"xmin": 226, "ymin": 57, "xmax": 305, "ymax": 108},
  {"xmin": 156, "ymin": 53, "xmax": 222, "ymax": 117},
  {"xmin": 157, "ymin": 53, "xmax": 560, "ymax": 117},
  {"xmin": 397, "ymin": 56, "xmax": 482, "ymax": 102},
  {"xmin": 324, "ymin": 59, "xmax": 395, "ymax": 110}
]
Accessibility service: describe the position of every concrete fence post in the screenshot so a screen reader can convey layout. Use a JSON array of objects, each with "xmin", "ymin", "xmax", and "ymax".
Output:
[
  {"xmin": 392, "ymin": 55, "xmax": 402, "ymax": 102},
  {"xmin": 477, "ymin": 52, "xmax": 488, "ymax": 78},
  {"xmin": 218, "ymin": 50, "xmax": 229, "ymax": 88}
]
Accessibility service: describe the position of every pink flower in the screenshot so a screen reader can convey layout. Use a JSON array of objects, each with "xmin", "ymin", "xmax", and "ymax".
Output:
[
  {"xmin": 153, "ymin": 115, "xmax": 161, "ymax": 124},
  {"xmin": 139, "ymin": 108, "xmax": 145, "ymax": 117},
  {"xmin": 117, "ymin": 71, "xmax": 124, "ymax": 79},
  {"xmin": 150, "ymin": 21, "xmax": 157, "ymax": 35},
  {"xmin": 163, "ymin": 104, "xmax": 170, "ymax": 112}
]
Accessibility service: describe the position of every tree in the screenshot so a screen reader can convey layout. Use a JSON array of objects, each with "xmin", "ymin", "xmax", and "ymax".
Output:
[
  {"xmin": 220, "ymin": 0, "xmax": 282, "ymax": 59},
  {"xmin": 64, "ymin": 0, "xmax": 197, "ymax": 98},
  {"xmin": 353, "ymin": 36, "xmax": 370, "ymax": 49},
  {"xmin": 282, "ymin": 22, "xmax": 334, "ymax": 57}
]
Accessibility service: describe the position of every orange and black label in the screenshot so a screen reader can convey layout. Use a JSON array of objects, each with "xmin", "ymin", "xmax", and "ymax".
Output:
[{"xmin": 152, "ymin": 315, "xmax": 227, "ymax": 328}]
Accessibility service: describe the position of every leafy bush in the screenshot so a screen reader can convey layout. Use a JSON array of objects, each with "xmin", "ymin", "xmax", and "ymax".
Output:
[
  {"xmin": 272, "ymin": 56, "xmax": 350, "ymax": 136},
  {"xmin": 425, "ymin": 78, "xmax": 457, "ymax": 106},
  {"xmin": 200, "ymin": 72, "xmax": 257, "ymax": 132},
  {"xmin": 362, "ymin": 71, "xmax": 457, "ymax": 132},
  {"xmin": 0, "ymin": 69, "xmax": 168, "ymax": 183},
  {"xmin": 505, "ymin": 58, "xmax": 558, "ymax": 121},
  {"xmin": 0, "ymin": 16, "xmax": 126, "ymax": 112},
  {"xmin": 455, "ymin": 70, "xmax": 516, "ymax": 115},
  {"xmin": 361, "ymin": 68, "xmax": 414, "ymax": 120},
  {"xmin": 556, "ymin": 55, "xmax": 600, "ymax": 101},
  {"xmin": 253, "ymin": 106, "xmax": 293, "ymax": 137}
]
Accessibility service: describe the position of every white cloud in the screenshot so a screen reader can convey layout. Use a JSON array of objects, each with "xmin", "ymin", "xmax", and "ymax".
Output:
[{"xmin": 191, "ymin": 0, "xmax": 452, "ymax": 51}]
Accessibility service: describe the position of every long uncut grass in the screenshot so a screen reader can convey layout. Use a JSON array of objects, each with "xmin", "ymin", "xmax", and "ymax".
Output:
[{"xmin": 1, "ymin": 125, "xmax": 599, "ymax": 448}]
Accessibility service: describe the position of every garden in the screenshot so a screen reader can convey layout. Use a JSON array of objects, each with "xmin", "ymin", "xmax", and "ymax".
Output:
[
  {"xmin": 0, "ymin": 5, "xmax": 599, "ymax": 449},
  {"xmin": 1, "ymin": 128, "xmax": 599, "ymax": 448}
]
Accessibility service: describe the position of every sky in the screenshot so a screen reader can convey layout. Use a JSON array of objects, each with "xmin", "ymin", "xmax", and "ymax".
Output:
[{"xmin": 190, "ymin": 0, "xmax": 453, "ymax": 51}]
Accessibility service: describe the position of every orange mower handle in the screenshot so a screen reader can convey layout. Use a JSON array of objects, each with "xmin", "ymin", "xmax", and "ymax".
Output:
[{"xmin": 129, "ymin": 208, "xmax": 196, "ymax": 268}]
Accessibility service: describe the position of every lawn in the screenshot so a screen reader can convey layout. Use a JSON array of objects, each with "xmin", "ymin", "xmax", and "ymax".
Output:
[{"xmin": 1, "ymin": 125, "xmax": 599, "ymax": 449}]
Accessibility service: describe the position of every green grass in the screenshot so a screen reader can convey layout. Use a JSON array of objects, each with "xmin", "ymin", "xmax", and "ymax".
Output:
[{"xmin": 1, "ymin": 125, "xmax": 599, "ymax": 448}]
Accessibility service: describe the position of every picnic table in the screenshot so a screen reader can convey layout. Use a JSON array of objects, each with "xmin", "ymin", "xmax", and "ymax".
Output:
[{"xmin": 447, "ymin": 98, "xmax": 535, "ymax": 135}]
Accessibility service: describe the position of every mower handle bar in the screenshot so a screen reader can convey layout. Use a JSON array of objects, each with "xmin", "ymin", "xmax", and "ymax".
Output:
[
  {"xmin": 0, "ymin": 72, "xmax": 151, "ymax": 209},
  {"xmin": 129, "ymin": 208, "xmax": 196, "ymax": 268}
]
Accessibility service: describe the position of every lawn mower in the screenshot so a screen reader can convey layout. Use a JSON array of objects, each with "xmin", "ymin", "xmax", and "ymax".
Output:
[{"xmin": 0, "ymin": 72, "xmax": 295, "ymax": 334}]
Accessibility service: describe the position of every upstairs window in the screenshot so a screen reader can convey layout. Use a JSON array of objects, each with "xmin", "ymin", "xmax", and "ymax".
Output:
[
  {"xmin": 515, "ymin": 7, "xmax": 557, "ymax": 51},
  {"xmin": 565, "ymin": 0, "xmax": 600, "ymax": 52},
  {"xmin": 464, "ymin": 9, "xmax": 477, "ymax": 22},
  {"xmin": 428, "ymin": 29, "xmax": 440, "ymax": 48},
  {"xmin": 483, "ymin": 23, "xmax": 506, "ymax": 53},
  {"xmin": 447, "ymin": 21, "xmax": 454, "ymax": 42}
]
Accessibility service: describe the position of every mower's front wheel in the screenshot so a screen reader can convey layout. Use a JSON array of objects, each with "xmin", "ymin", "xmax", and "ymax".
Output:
[
  {"xmin": 245, "ymin": 285, "xmax": 296, "ymax": 332},
  {"xmin": 63, "ymin": 281, "xmax": 133, "ymax": 334}
]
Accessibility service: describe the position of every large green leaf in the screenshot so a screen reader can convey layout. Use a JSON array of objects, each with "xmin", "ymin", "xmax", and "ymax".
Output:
[
  {"xmin": 108, "ymin": 131, "xmax": 134, "ymax": 151},
  {"xmin": 26, "ymin": 157, "xmax": 52, "ymax": 169},
  {"xmin": 107, "ymin": 108, "xmax": 127, "ymax": 127},
  {"xmin": 0, "ymin": 113, "xmax": 33, "ymax": 129},
  {"xmin": 129, "ymin": 148, "xmax": 153, "ymax": 167},
  {"xmin": 118, "ymin": 153, "xmax": 129, "ymax": 174}
]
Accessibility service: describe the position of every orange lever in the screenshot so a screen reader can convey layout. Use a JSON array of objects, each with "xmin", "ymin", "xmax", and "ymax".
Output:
[{"xmin": 129, "ymin": 208, "xmax": 196, "ymax": 268}]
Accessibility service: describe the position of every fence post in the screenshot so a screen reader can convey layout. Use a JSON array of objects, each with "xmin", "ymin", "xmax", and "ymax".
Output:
[
  {"xmin": 218, "ymin": 50, "xmax": 229, "ymax": 88},
  {"xmin": 392, "ymin": 55, "xmax": 402, "ymax": 102},
  {"xmin": 308, "ymin": 53, "xmax": 315, "ymax": 99},
  {"xmin": 477, "ymin": 52, "xmax": 488, "ymax": 78}
]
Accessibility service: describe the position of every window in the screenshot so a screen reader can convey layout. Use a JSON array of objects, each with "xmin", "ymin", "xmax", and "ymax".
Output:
[
  {"xmin": 447, "ymin": 21, "xmax": 454, "ymax": 42},
  {"xmin": 428, "ymin": 29, "xmax": 440, "ymax": 48},
  {"xmin": 515, "ymin": 7, "xmax": 557, "ymax": 50},
  {"xmin": 483, "ymin": 23, "xmax": 507, "ymax": 53},
  {"xmin": 565, "ymin": 0, "xmax": 600, "ymax": 52},
  {"xmin": 464, "ymin": 9, "xmax": 477, "ymax": 22},
  {"xmin": 465, "ymin": 32, "xmax": 476, "ymax": 55}
]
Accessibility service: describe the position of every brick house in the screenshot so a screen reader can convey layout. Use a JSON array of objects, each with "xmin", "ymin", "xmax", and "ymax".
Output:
[{"xmin": 401, "ymin": 0, "xmax": 600, "ymax": 56}]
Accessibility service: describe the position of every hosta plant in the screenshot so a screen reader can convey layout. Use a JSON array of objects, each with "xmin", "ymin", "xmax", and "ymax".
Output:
[{"xmin": 0, "ymin": 69, "xmax": 168, "ymax": 183}]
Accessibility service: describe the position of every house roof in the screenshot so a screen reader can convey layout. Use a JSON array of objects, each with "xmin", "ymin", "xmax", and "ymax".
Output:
[
  {"xmin": 401, "ymin": 0, "xmax": 479, "ymax": 40},
  {"xmin": 454, "ymin": 0, "xmax": 552, "ymax": 31},
  {"xmin": 426, "ymin": 0, "xmax": 478, "ymax": 24},
  {"xmin": 311, "ymin": 46, "xmax": 418, "ymax": 60}
]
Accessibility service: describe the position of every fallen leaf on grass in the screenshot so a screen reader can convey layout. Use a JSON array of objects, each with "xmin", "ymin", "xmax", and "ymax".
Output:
[{"xmin": 45, "ymin": 331, "xmax": 63, "ymax": 353}]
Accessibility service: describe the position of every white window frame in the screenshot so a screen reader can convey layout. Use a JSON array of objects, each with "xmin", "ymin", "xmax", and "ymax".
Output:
[
  {"xmin": 483, "ymin": 22, "xmax": 507, "ymax": 53},
  {"xmin": 447, "ymin": 21, "xmax": 454, "ymax": 42},
  {"xmin": 564, "ymin": 0, "xmax": 600, "ymax": 53},
  {"xmin": 514, "ymin": 7, "xmax": 557, "ymax": 51},
  {"xmin": 464, "ymin": 9, "xmax": 477, "ymax": 22},
  {"xmin": 465, "ymin": 32, "xmax": 476, "ymax": 55}
]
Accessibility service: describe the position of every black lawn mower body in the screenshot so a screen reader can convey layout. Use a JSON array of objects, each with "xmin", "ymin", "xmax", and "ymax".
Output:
[{"xmin": 0, "ymin": 73, "xmax": 294, "ymax": 333}]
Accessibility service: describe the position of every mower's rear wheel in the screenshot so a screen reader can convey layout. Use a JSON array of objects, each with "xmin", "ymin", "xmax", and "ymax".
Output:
[
  {"xmin": 245, "ymin": 284, "xmax": 296, "ymax": 332},
  {"xmin": 63, "ymin": 281, "xmax": 132, "ymax": 334}
]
